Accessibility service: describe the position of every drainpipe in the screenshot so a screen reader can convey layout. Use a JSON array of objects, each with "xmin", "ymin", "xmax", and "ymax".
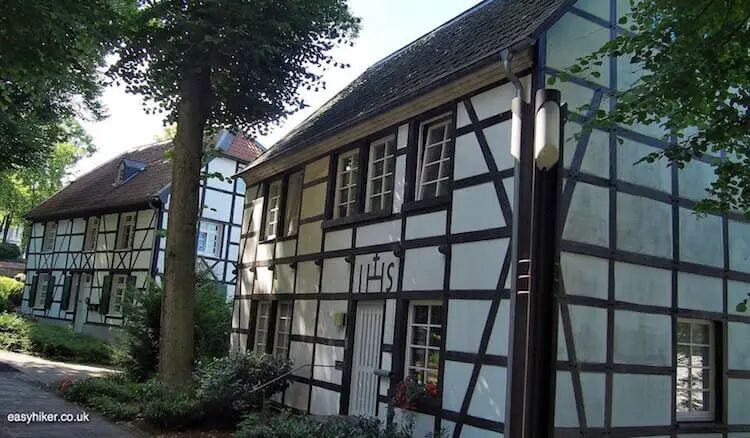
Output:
[{"xmin": 502, "ymin": 47, "xmax": 536, "ymax": 438}]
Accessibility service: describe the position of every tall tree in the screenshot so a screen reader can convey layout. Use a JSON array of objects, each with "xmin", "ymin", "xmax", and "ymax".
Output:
[
  {"xmin": 0, "ymin": 121, "xmax": 95, "ymax": 245},
  {"xmin": 557, "ymin": 0, "xmax": 750, "ymax": 216},
  {"xmin": 111, "ymin": 0, "xmax": 359, "ymax": 386},
  {"xmin": 0, "ymin": 0, "xmax": 130, "ymax": 171}
]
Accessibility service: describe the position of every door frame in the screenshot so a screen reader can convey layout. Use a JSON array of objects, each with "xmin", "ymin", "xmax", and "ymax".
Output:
[
  {"xmin": 346, "ymin": 299, "xmax": 385, "ymax": 418},
  {"xmin": 73, "ymin": 272, "xmax": 92, "ymax": 333}
]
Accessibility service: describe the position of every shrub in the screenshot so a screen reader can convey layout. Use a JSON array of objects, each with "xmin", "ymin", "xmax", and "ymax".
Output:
[
  {"xmin": 141, "ymin": 383, "xmax": 203, "ymax": 429},
  {"xmin": 234, "ymin": 414, "xmax": 417, "ymax": 438},
  {"xmin": 0, "ymin": 242, "xmax": 21, "ymax": 261},
  {"xmin": 196, "ymin": 351, "xmax": 292, "ymax": 422},
  {"xmin": 0, "ymin": 312, "xmax": 31, "ymax": 351},
  {"xmin": 58, "ymin": 374, "xmax": 143, "ymax": 421},
  {"xmin": 0, "ymin": 275, "xmax": 24, "ymax": 313},
  {"xmin": 113, "ymin": 273, "xmax": 231, "ymax": 382},
  {"xmin": 28, "ymin": 322, "xmax": 111, "ymax": 364}
]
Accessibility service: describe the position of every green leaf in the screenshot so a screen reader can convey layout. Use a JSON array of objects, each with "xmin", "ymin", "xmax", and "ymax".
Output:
[
  {"xmin": 547, "ymin": 76, "xmax": 557, "ymax": 86},
  {"xmin": 618, "ymin": 16, "xmax": 628, "ymax": 25},
  {"xmin": 737, "ymin": 300, "xmax": 747, "ymax": 313}
]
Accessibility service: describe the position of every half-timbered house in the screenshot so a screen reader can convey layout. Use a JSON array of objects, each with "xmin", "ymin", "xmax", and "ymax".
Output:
[
  {"xmin": 21, "ymin": 132, "xmax": 262, "ymax": 339},
  {"xmin": 231, "ymin": 0, "xmax": 750, "ymax": 436}
]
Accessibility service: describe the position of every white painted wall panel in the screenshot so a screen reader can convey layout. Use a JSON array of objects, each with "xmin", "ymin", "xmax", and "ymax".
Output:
[
  {"xmin": 239, "ymin": 298, "xmax": 251, "ymax": 331},
  {"xmin": 316, "ymin": 300, "xmax": 347, "ymax": 340},
  {"xmin": 402, "ymin": 247, "xmax": 444, "ymax": 291},
  {"xmin": 471, "ymin": 81, "xmax": 515, "ymax": 121},
  {"xmin": 483, "ymin": 121, "xmax": 514, "ymax": 172},
  {"xmin": 256, "ymin": 242, "xmax": 274, "ymax": 262},
  {"xmin": 289, "ymin": 340, "xmax": 313, "ymax": 372},
  {"xmin": 285, "ymin": 382, "xmax": 310, "ymax": 412},
  {"xmin": 206, "ymin": 157, "xmax": 236, "ymax": 192},
  {"xmin": 405, "ymin": 211, "xmax": 446, "ymax": 240},
  {"xmin": 617, "ymin": 138, "xmax": 671, "ymax": 193},
  {"xmin": 678, "ymin": 159, "xmax": 717, "ymax": 202},
  {"xmin": 611, "ymin": 374, "xmax": 671, "ymax": 426},
  {"xmin": 728, "ymin": 281, "xmax": 750, "ymax": 315},
  {"xmin": 309, "ymin": 387, "xmax": 340, "ymax": 416},
  {"xmin": 383, "ymin": 299, "xmax": 395, "ymax": 344},
  {"xmin": 396, "ymin": 124, "xmax": 409, "ymax": 149},
  {"xmin": 295, "ymin": 261, "xmax": 320, "ymax": 294},
  {"xmin": 555, "ymin": 371, "xmax": 605, "ymax": 427},
  {"xmin": 442, "ymin": 360, "xmax": 473, "ymax": 412},
  {"xmin": 273, "ymin": 264, "xmax": 295, "ymax": 295},
  {"xmin": 728, "ymin": 378, "xmax": 750, "ymax": 424},
  {"xmin": 561, "ymin": 252, "xmax": 608, "ymax": 299},
  {"xmin": 292, "ymin": 300, "xmax": 317, "ymax": 337},
  {"xmin": 450, "ymin": 239, "xmax": 508, "ymax": 290},
  {"xmin": 303, "ymin": 157, "xmax": 329, "ymax": 183},
  {"xmin": 276, "ymin": 238, "xmax": 296, "ymax": 259},
  {"xmin": 300, "ymin": 183, "xmax": 327, "ymax": 219},
  {"xmin": 324, "ymin": 229, "xmax": 352, "ymax": 252},
  {"xmin": 569, "ymin": 305, "xmax": 607, "ymax": 363},
  {"xmin": 729, "ymin": 220, "xmax": 750, "ymax": 273},
  {"xmin": 297, "ymin": 221, "xmax": 323, "ymax": 255},
  {"xmin": 72, "ymin": 218, "xmax": 86, "ymax": 234},
  {"xmin": 321, "ymin": 257, "xmax": 350, "ymax": 293},
  {"xmin": 679, "ymin": 208, "xmax": 723, "ymax": 268},
  {"xmin": 547, "ymin": 13, "xmax": 609, "ymax": 86},
  {"xmin": 203, "ymin": 190, "xmax": 232, "ymax": 223},
  {"xmin": 617, "ymin": 193, "xmax": 672, "ymax": 258},
  {"xmin": 253, "ymin": 267, "xmax": 272, "ymax": 294},
  {"xmin": 563, "ymin": 182, "xmax": 609, "ymax": 247},
  {"xmin": 614, "ymin": 262, "xmax": 671, "ymax": 307},
  {"xmin": 355, "ymin": 220, "xmax": 401, "ymax": 247},
  {"xmin": 678, "ymin": 272, "xmax": 722, "ymax": 312},
  {"xmin": 313, "ymin": 344, "xmax": 344, "ymax": 384},
  {"xmin": 446, "ymin": 299, "xmax": 490, "ymax": 353},
  {"xmin": 728, "ymin": 322, "xmax": 750, "ymax": 370},
  {"xmin": 467, "ymin": 365, "xmax": 506, "ymax": 422},
  {"xmin": 453, "ymin": 132, "xmax": 488, "ymax": 180},
  {"xmin": 613, "ymin": 310, "xmax": 671, "ymax": 366},
  {"xmin": 451, "ymin": 183, "xmax": 504, "ymax": 233},
  {"xmin": 393, "ymin": 155, "xmax": 406, "ymax": 214},
  {"xmin": 486, "ymin": 300, "xmax": 510, "ymax": 356}
]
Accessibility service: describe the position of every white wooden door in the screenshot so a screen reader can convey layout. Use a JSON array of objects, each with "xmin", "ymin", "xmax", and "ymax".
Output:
[
  {"xmin": 349, "ymin": 301, "xmax": 384, "ymax": 417},
  {"xmin": 74, "ymin": 273, "xmax": 91, "ymax": 333}
]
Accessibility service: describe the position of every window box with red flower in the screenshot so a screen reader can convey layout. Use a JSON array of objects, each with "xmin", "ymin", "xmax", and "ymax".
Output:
[{"xmin": 393, "ymin": 374, "xmax": 440, "ymax": 411}]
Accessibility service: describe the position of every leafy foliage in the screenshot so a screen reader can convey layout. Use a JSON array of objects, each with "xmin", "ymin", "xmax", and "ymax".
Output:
[
  {"xmin": 0, "ymin": 0, "xmax": 130, "ymax": 171},
  {"xmin": 112, "ymin": 274, "xmax": 232, "ymax": 381},
  {"xmin": 196, "ymin": 351, "xmax": 293, "ymax": 423},
  {"xmin": 0, "ymin": 276, "xmax": 25, "ymax": 313},
  {"xmin": 556, "ymin": 0, "xmax": 750, "ymax": 216},
  {"xmin": 0, "ymin": 243, "xmax": 21, "ymax": 261},
  {"xmin": 0, "ymin": 314, "xmax": 111, "ymax": 364}
]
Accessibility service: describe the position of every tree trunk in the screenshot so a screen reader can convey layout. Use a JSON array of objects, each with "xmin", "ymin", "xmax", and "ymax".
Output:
[
  {"xmin": 1, "ymin": 215, "xmax": 10, "ymax": 243},
  {"xmin": 158, "ymin": 67, "xmax": 213, "ymax": 388}
]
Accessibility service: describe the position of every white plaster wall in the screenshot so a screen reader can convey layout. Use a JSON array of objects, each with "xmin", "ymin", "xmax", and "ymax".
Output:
[
  {"xmin": 614, "ymin": 262, "xmax": 671, "ymax": 307},
  {"xmin": 297, "ymin": 221, "xmax": 323, "ymax": 255},
  {"xmin": 453, "ymin": 132, "xmax": 488, "ymax": 180},
  {"xmin": 353, "ymin": 252, "xmax": 398, "ymax": 294},
  {"xmin": 316, "ymin": 300, "xmax": 347, "ymax": 339},
  {"xmin": 393, "ymin": 155, "xmax": 406, "ymax": 214},
  {"xmin": 728, "ymin": 378, "xmax": 750, "ymax": 424},
  {"xmin": 402, "ymin": 247, "xmax": 444, "ymax": 291},
  {"xmin": 355, "ymin": 220, "xmax": 401, "ymax": 247},
  {"xmin": 616, "ymin": 192, "xmax": 672, "ymax": 258},
  {"xmin": 450, "ymin": 239, "xmax": 508, "ymax": 290},
  {"xmin": 321, "ymin": 258, "xmax": 350, "ymax": 293},
  {"xmin": 611, "ymin": 374, "xmax": 671, "ymax": 427},
  {"xmin": 567, "ymin": 304, "xmax": 607, "ymax": 363},
  {"xmin": 313, "ymin": 344, "xmax": 344, "ymax": 384},
  {"xmin": 616, "ymin": 138, "xmax": 671, "ymax": 193},
  {"xmin": 256, "ymin": 242, "xmax": 274, "ymax": 262},
  {"xmin": 309, "ymin": 387, "xmax": 340, "ymax": 416},
  {"xmin": 285, "ymin": 382, "xmax": 310, "ymax": 412},
  {"xmin": 451, "ymin": 183, "xmax": 505, "ymax": 233},
  {"xmin": 486, "ymin": 300, "xmax": 511, "ymax": 356},
  {"xmin": 442, "ymin": 361, "xmax": 472, "ymax": 413},
  {"xmin": 554, "ymin": 371, "xmax": 605, "ymax": 427},
  {"xmin": 561, "ymin": 252, "xmax": 608, "ymax": 299},
  {"xmin": 276, "ymin": 239, "xmax": 296, "ymax": 259},
  {"xmin": 253, "ymin": 267, "xmax": 272, "ymax": 294},
  {"xmin": 202, "ymin": 189, "xmax": 233, "ymax": 223},
  {"xmin": 562, "ymin": 124, "xmax": 609, "ymax": 179},
  {"xmin": 292, "ymin": 300, "xmax": 317, "ymax": 337},
  {"xmin": 383, "ymin": 299, "xmax": 395, "ymax": 344},
  {"xmin": 483, "ymin": 120, "xmax": 514, "ymax": 172},
  {"xmin": 405, "ymin": 211, "xmax": 446, "ymax": 240},
  {"xmin": 613, "ymin": 310, "xmax": 671, "ymax": 366},
  {"xmin": 304, "ymin": 157, "xmax": 329, "ymax": 183},
  {"xmin": 546, "ymin": 12, "xmax": 609, "ymax": 86},
  {"xmin": 678, "ymin": 159, "xmax": 717, "ymax": 202},
  {"xmin": 729, "ymin": 220, "xmax": 750, "ymax": 273},
  {"xmin": 679, "ymin": 208, "xmax": 724, "ymax": 268},
  {"xmin": 295, "ymin": 261, "xmax": 320, "ymax": 294},
  {"xmin": 324, "ymin": 229, "xmax": 352, "ymax": 252},
  {"xmin": 206, "ymin": 157, "xmax": 236, "ymax": 192},
  {"xmin": 446, "ymin": 299, "xmax": 490, "ymax": 353},
  {"xmin": 300, "ymin": 183, "xmax": 327, "ymax": 219},
  {"xmin": 728, "ymin": 322, "xmax": 750, "ymax": 370},
  {"xmin": 273, "ymin": 264, "xmax": 295, "ymax": 295},
  {"xmin": 467, "ymin": 365, "xmax": 507, "ymax": 423},
  {"xmin": 677, "ymin": 272, "xmax": 723, "ymax": 313},
  {"xmin": 562, "ymin": 182, "xmax": 609, "ymax": 247}
]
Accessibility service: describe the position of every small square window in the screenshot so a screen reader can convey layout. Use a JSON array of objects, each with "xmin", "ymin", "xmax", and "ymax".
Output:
[
  {"xmin": 676, "ymin": 318, "xmax": 715, "ymax": 422},
  {"xmin": 406, "ymin": 301, "xmax": 442, "ymax": 385},
  {"xmin": 366, "ymin": 135, "xmax": 396, "ymax": 213},
  {"xmin": 263, "ymin": 180, "xmax": 282, "ymax": 240},
  {"xmin": 197, "ymin": 221, "xmax": 222, "ymax": 258},
  {"xmin": 116, "ymin": 214, "xmax": 136, "ymax": 250},
  {"xmin": 334, "ymin": 149, "xmax": 360, "ymax": 219},
  {"xmin": 254, "ymin": 302, "xmax": 271, "ymax": 353},
  {"xmin": 416, "ymin": 116, "xmax": 453, "ymax": 201},
  {"xmin": 84, "ymin": 217, "xmax": 99, "ymax": 252},
  {"xmin": 109, "ymin": 274, "xmax": 128, "ymax": 315}
]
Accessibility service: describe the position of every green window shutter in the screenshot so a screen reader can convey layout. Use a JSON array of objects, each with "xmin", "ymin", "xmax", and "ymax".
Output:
[
  {"xmin": 100, "ymin": 275, "xmax": 112, "ymax": 314},
  {"xmin": 60, "ymin": 276, "xmax": 73, "ymax": 311},
  {"xmin": 44, "ymin": 276, "xmax": 55, "ymax": 310},
  {"xmin": 28, "ymin": 275, "xmax": 38, "ymax": 308}
]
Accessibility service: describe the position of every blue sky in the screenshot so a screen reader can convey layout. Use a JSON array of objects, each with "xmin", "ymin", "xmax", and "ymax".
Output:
[{"xmin": 75, "ymin": 0, "xmax": 484, "ymax": 176}]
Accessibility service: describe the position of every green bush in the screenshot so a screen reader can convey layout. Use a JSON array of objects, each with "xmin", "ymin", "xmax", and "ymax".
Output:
[
  {"xmin": 0, "ymin": 242, "xmax": 21, "ymax": 261},
  {"xmin": 112, "ymin": 273, "xmax": 231, "ymax": 382},
  {"xmin": 234, "ymin": 414, "xmax": 416, "ymax": 438},
  {"xmin": 141, "ymin": 383, "xmax": 203, "ymax": 429},
  {"xmin": 0, "ymin": 312, "xmax": 31, "ymax": 351},
  {"xmin": 0, "ymin": 275, "xmax": 24, "ymax": 313},
  {"xmin": 196, "ymin": 351, "xmax": 292, "ymax": 423},
  {"xmin": 28, "ymin": 322, "xmax": 111, "ymax": 364}
]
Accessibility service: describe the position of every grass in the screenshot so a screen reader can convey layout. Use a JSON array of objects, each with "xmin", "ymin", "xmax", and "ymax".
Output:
[{"xmin": 0, "ymin": 313, "xmax": 112, "ymax": 365}]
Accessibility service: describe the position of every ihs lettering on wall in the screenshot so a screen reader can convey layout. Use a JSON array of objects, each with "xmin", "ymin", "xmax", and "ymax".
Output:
[{"xmin": 355, "ymin": 253, "xmax": 397, "ymax": 294}]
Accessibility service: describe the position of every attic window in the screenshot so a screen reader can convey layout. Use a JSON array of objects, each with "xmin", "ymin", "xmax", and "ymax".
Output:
[{"xmin": 115, "ymin": 159, "xmax": 146, "ymax": 185}]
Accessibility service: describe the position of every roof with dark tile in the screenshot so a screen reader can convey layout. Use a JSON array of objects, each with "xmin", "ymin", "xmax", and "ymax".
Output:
[
  {"xmin": 223, "ymin": 135, "xmax": 265, "ymax": 163},
  {"xmin": 244, "ymin": 0, "xmax": 566, "ymax": 173},
  {"xmin": 25, "ymin": 142, "xmax": 173, "ymax": 221}
]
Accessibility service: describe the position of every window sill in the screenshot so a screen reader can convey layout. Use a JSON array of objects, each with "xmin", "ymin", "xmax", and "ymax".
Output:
[
  {"xmin": 401, "ymin": 196, "xmax": 450, "ymax": 214},
  {"xmin": 322, "ymin": 210, "xmax": 393, "ymax": 230},
  {"xmin": 675, "ymin": 419, "xmax": 720, "ymax": 430},
  {"xmin": 257, "ymin": 233, "xmax": 298, "ymax": 246}
]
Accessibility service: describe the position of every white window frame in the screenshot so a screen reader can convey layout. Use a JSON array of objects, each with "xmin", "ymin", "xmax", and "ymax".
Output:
[
  {"xmin": 66, "ymin": 273, "xmax": 80, "ymax": 311},
  {"xmin": 197, "ymin": 221, "xmax": 222, "ymax": 258},
  {"xmin": 254, "ymin": 302, "xmax": 272, "ymax": 353},
  {"xmin": 109, "ymin": 274, "xmax": 128, "ymax": 315},
  {"xmin": 263, "ymin": 180, "xmax": 282, "ymax": 240},
  {"xmin": 333, "ymin": 149, "xmax": 360, "ymax": 219},
  {"xmin": 283, "ymin": 171, "xmax": 304, "ymax": 237},
  {"xmin": 84, "ymin": 217, "xmax": 99, "ymax": 252},
  {"xmin": 365, "ymin": 135, "xmax": 396, "ymax": 213},
  {"xmin": 35, "ymin": 273, "xmax": 51, "ymax": 308},
  {"xmin": 116, "ymin": 213, "xmax": 136, "ymax": 250},
  {"xmin": 416, "ymin": 115, "xmax": 453, "ymax": 201},
  {"xmin": 405, "ymin": 300, "xmax": 442, "ymax": 385},
  {"xmin": 42, "ymin": 223, "xmax": 57, "ymax": 253},
  {"xmin": 273, "ymin": 302, "xmax": 293, "ymax": 357},
  {"xmin": 675, "ymin": 317, "xmax": 715, "ymax": 422}
]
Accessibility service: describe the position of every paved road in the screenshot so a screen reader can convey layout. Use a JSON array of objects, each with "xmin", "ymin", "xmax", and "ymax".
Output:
[{"xmin": 0, "ymin": 351, "xmax": 136, "ymax": 438}]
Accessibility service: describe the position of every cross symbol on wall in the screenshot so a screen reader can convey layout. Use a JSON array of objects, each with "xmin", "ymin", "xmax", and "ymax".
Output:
[{"xmin": 372, "ymin": 254, "xmax": 380, "ymax": 262}]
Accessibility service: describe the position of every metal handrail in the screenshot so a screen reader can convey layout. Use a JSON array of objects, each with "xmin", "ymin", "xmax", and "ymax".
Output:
[{"xmin": 248, "ymin": 363, "xmax": 338, "ymax": 395}]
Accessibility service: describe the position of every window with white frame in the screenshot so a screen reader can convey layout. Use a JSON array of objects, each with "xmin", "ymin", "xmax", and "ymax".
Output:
[
  {"xmin": 676, "ymin": 318, "xmax": 715, "ymax": 421},
  {"xmin": 84, "ymin": 217, "xmax": 99, "ymax": 251},
  {"xmin": 283, "ymin": 171, "xmax": 304, "ymax": 236},
  {"xmin": 109, "ymin": 275, "xmax": 128, "ymax": 315},
  {"xmin": 263, "ymin": 180, "xmax": 282, "ymax": 240},
  {"xmin": 406, "ymin": 301, "xmax": 442, "ymax": 384},
  {"xmin": 116, "ymin": 213, "xmax": 136, "ymax": 250},
  {"xmin": 35, "ymin": 273, "xmax": 50, "ymax": 308},
  {"xmin": 254, "ymin": 302, "xmax": 271, "ymax": 353},
  {"xmin": 416, "ymin": 116, "xmax": 453, "ymax": 201},
  {"xmin": 43, "ymin": 222, "xmax": 57, "ymax": 252},
  {"xmin": 334, "ymin": 149, "xmax": 360, "ymax": 218},
  {"xmin": 274, "ymin": 302, "xmax": 293, "ymax": 357},
  {"xmin": 197, "ymin": 221, "xmax": 222, "ymax": 257},
  {"xmin": 365, "ymin": 135, "xmax": 396, "ymax": 212}
]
